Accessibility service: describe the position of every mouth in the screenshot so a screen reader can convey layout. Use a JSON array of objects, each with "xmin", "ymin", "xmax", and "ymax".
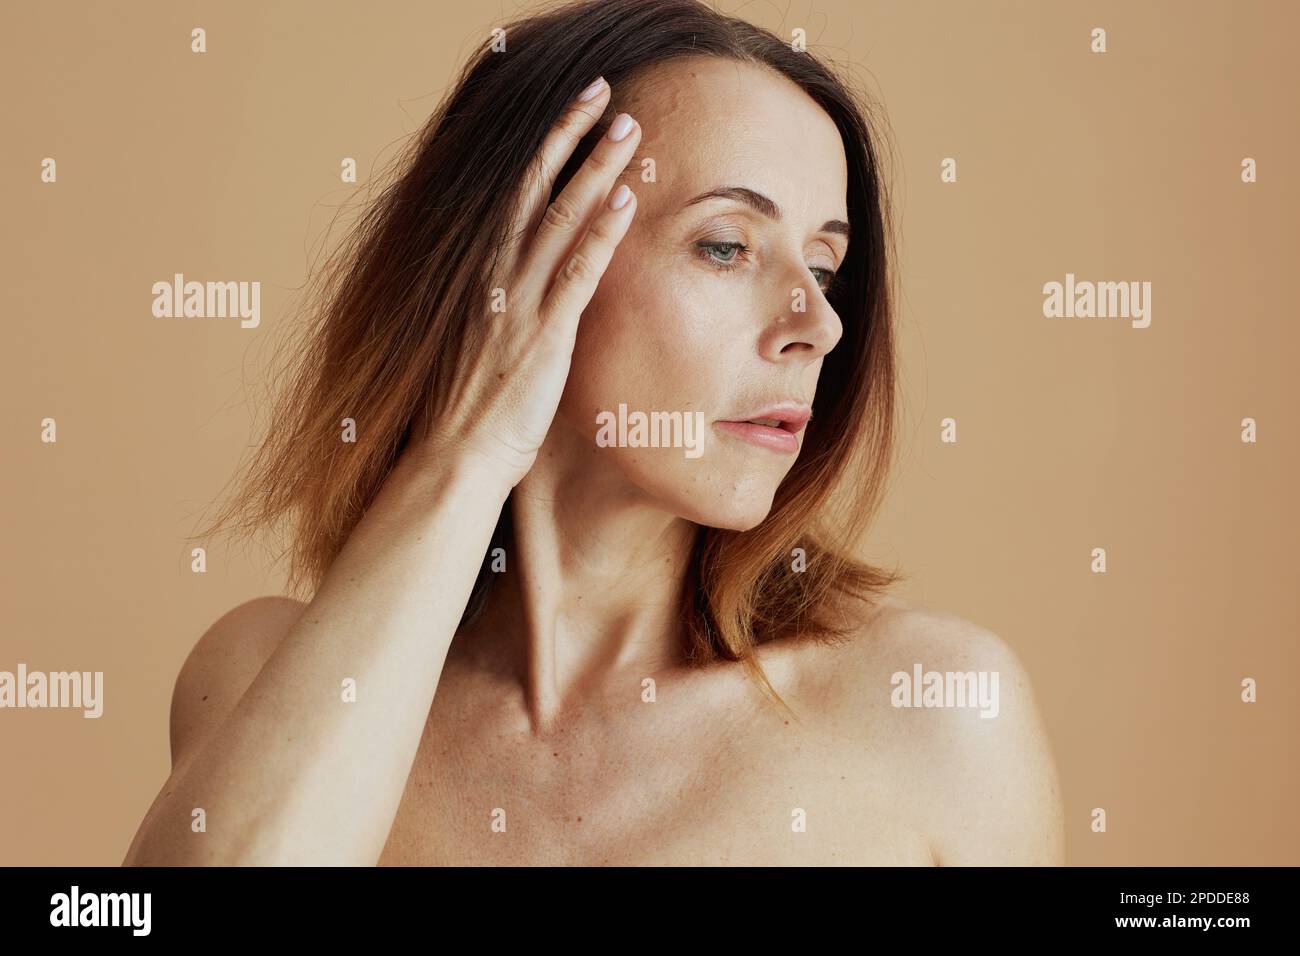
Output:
[{"xmin": 714, "ymin": 403, "xmax": 811, "ymax": 454}]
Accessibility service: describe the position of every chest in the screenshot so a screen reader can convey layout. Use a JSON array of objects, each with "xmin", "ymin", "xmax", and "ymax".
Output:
[{"xmin": 376, "ymin": 676, "xmax": 934, "ymax": 866}]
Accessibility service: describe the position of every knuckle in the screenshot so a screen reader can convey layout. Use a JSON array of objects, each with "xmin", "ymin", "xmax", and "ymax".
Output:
[
  {"xmin": 583, "ymin": 148, "xmax": 614, "ymax": 175},
  {"xmin": 554, "ymin": 104, "xmax": 588, "ymax": 137},
  {"xmin": 585, "ymin": 214, "xmax": 618, "ymax": 245},
  {"xmin": 541, "ymin": 197, "xmax": 579, "ymax": 232},
  {"xmin": 561, "ymin": 251, "xmax": 595, "ymax": 284}
]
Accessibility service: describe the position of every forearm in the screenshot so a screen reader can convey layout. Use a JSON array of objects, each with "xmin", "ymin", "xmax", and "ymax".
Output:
[{"xmin": 124, "ymin": 450, "xmax": 511, "ymax": 866}]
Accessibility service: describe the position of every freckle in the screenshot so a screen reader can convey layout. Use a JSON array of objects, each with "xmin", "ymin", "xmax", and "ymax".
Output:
[
  {"xmin": 202, "ymin": 695, "xmax": 208, "ymax": 701},
  {"xmin": 577, "ymin": 816, "xmax": 583, "ymax": 822},
  {"xmin": 553, "ymin": 752, "xmax": 559, "ymax": 757}
]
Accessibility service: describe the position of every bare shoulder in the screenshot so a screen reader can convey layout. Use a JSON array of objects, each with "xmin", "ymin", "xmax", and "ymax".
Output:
[
  {"xmin": 169, "ymin": 596, "xmax": 308, "ymax": 770},
  {"xmin": 789, "ymin": 591, "xmax": 1066, "ymax": 865}
]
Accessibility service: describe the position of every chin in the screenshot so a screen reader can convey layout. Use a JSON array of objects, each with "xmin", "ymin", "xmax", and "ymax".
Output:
[
  {"xmin": 615, "ymin": 455, "xmax": 786, "ymax": 531},
  {"xmin": 667, "ymin": 485, "xmax": 778, "ymax": 532},
  {"xmin": 705, "ymin": 509, "xmax": 771, "ymax": 533}
]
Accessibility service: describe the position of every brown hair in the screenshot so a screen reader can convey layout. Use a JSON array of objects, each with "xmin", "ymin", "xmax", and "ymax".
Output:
[{"xmin": 198, "ymin": 0, "xmax": 906, "ymax": 714}]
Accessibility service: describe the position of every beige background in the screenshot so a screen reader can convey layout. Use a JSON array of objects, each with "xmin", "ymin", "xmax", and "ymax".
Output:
[{"xmin": 2, "ymin": 0, "xmax": 1296, "ymax": 866}]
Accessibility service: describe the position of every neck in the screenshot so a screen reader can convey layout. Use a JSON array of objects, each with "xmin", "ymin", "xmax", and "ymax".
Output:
[{"xmin": 469, "ymin": 437, "xmax": 699, "ymax": 732}]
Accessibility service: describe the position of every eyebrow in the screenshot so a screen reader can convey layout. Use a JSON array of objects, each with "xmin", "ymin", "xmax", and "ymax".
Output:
[{"xmin": 681, "ymin": 185, "xmax": 850, "ymax": 240}]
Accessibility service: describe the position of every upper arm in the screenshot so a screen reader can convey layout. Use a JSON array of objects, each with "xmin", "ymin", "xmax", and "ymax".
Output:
[
  {"xmin": 168, "ymin": 596, "xmax": 306, "ymax": 771},
  {"xmin": 901, "ymin": 614, "xmax": 1065, "ymax": 866}
]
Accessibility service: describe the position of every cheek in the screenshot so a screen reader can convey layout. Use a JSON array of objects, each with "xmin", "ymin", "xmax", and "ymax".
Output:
[{"xmin": 566, "ymin": 247, "xmax": 733, "ymax": 419}]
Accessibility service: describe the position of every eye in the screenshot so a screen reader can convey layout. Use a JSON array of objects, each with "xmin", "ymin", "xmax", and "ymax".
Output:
[
  {"xmin": 810, "ymin": 267, "xmax": 836, "ymax": 294},
  {"xmin": 695, "ymin": 240, "xmax": 750, "ymax": 271},
  {"xmin": 694, "ymin": 239, "xmax": 845, "ymax": 297}
]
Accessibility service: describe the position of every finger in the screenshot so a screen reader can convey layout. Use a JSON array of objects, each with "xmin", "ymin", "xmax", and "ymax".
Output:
[
  {"xmin": 525, "ymin": 111, "xmax": 641, "ymax": 291},
  {"xmin": 503, "ymin": 77, "xmax": 611, "ymax": 269},
  {"xmin": 539, "ymin": 183, "xmax": 636, "ymax": 337}
]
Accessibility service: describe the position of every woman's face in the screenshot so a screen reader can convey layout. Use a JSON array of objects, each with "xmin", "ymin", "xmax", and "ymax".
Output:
[{"xmin": 557, "ymin": 57, "xmax": 848, "ymax": 530}]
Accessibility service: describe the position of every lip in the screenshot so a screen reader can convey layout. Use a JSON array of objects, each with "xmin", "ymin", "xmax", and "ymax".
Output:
[{"xmin": 714, "ymin": 402, "xmax": 812, "ymax": 454}]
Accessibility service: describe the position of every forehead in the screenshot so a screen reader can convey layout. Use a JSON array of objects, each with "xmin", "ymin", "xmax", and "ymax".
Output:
[{"xmin": 622, "ymin": 57, "xmax": 847, "ymax": 221}]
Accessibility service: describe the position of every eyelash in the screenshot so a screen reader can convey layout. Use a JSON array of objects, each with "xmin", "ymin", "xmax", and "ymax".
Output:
[{"xmin": 694, "ymin": 240, "xmax": 843, "ymax": 297}]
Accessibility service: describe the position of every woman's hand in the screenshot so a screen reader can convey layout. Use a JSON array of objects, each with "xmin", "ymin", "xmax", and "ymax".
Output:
[
  {"xmin": 123, "ymin": 78, "xmax": 641, "ymax": 869},
  {"xmin": 410, "ymin": 77, "xmax": 641, "ymax": 487}
]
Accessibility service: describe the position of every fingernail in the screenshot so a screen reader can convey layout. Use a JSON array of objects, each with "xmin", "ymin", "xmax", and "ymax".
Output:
[
  {"xmin": 606, "ymin": 113, "xmax": 635, "ymax": 141},
  {"xmin": 609, "ymin": 184, "xmax": 631, "ymax": 210},
  {"xmin": 577, "ymin": 76, "xmax": 606, "ymax": 102}
]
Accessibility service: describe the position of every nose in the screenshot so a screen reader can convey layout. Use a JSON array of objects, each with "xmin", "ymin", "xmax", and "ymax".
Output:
[{"xmin": 756, "ymin": 259, "xmax": 843, "ymax": 364}]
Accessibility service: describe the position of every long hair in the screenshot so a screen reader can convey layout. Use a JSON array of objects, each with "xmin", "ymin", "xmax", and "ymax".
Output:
[{"xmin": 198, "ymin": 0, "xmax": 906, "ymax": 715}]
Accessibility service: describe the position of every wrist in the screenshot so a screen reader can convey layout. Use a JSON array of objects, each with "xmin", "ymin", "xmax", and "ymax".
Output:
[
  {"xmin": 393, "ymin": 435, "xmax": 518, "ymax": 503},
  {"xmin": 443, "ymin": 445, "xmax": 520, "ymax": 500}
]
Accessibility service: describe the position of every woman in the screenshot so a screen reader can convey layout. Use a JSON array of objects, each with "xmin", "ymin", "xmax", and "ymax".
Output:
[{"xmin": 123, "ymin": 0, "xmax": 1064, "ymax": 866}]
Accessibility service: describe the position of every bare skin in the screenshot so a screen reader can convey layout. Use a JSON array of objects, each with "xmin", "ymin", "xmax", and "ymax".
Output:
[{"xmin": 122, "ymin": 59, "xmax": 1064, "ymax": 866}]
